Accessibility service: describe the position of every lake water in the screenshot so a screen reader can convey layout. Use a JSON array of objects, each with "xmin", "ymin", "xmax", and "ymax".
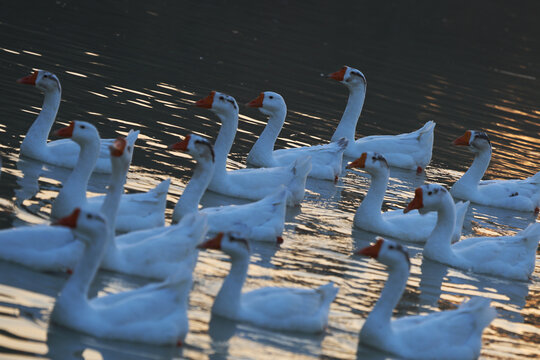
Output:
[{"xmin": 0, "ymin": 1, "xmax": 539, "ymax": 359}]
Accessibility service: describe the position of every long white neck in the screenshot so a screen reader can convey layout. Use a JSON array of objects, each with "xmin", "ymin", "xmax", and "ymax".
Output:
[
  {"xmin": 248, "ymin": 107, "xmax": 286, "ymax": 164},
  {"xmin": 52, "ymin": 138, "xmax": 100, "ymax": 218},
  {"xmin": 172, "ymin": 156, "xmax": 214, "ymax": 223},
  {"xmin": 355, "ymin": 169, "xmax": 389, "ymax": 220},
  {"xmin": 331, "ymin": 87, "xmax": 366, "ymax": 143},
  {"xmin": 212, "ymin": 253, "xmax": 249, "ymax": 318},
  {"xmin": 454, "ymin": 148, "xmax": 492, "ymax": 189},
  {"xmin": 423, "ymin": 193, "xmax": 456, "ymax": 262},
  {"xmin": 58, "ymin": 228, "xmax": 109, "ymax": 302},
  {"xmin": 212, "ymin": 110, "xmax": 239, "ymax": 178},
  {"xmin": 20, "ymin": 89, "xmax": 62, "ymax": 156},
  {"xmin": 361, "ymin": 261, "xmax": 409, "ymax": 341},
  {"xmin": 100, "ymin": 157, "xmax": 129, "ymax": 233}
]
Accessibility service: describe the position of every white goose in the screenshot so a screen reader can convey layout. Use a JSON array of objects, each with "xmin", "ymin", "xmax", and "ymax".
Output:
[
  {"xmin": 357, "ymin": 238, "xmax": 496, "ymax": 359},
  {"xmin": 451, "ymin": 130, "xmax": 540, "ymax": 212},
  {"xmin": 50, "ymin": 121, "xmax": 169, "ymax": 232},
  {"xmin": 347, "ymin": 152, "xmax": 469, "ymax": 243},
  {"xmin": 170, "ymin": 134, "xmax": 286, "ymax": 243},
  {"xmin": 328, "ymin": 66, "xmax": 435, "ymax": 173},
  {"xmin": 195, "ymin": 91, "xmax": 311, "ymax": 206},
  {"xmin": 17, "ymin": 70, "xmax": 113, "ymax": 173},
  {"xmin": 246, "ymin": 91, "xmax": 347, "ymax": 181},
  {"xmin": 405, "ymin": 184, "xmax": 540, "ymax": 280},
  {"xmin": 198, "ymin": 233, "xmax": 338, "ymax": 333},
  {"xmin": 51, "ymin": 207, "xmax": 201, "ymax": 346}
]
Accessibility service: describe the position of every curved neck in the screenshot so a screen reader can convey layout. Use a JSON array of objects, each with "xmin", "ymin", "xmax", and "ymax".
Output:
[
  {"xmin": 100, "ymin": 157, "xmax": 129, "ymax": 232},
  {"xmin": 213, "ymin": 111, "xmax": 239, "ymax": 177},
  {"xmin": 455, "ymin": 148, "xmax": 492, "ymax": 188},
  {"xmin": 331, "ymin": 87, "xmax": 366, "ymax": 143},
  {"xmin": 59, "ymin": 228, "xmax": 109, "ymax": 301},
  {"xmin": 363, "ymin": 262, "xmax": 409, "ymax": 335},
  {"xmin": 424, "ymin": 193, "xmax": 456, "ymax": 260},
  {"xmin": 249, "ymin": 108, "xmax": 286, "ymax": 162},
  {"xmin": 212, "ymin": 253, "xmax": 249, "ymax": 317},
  {"xmin": 173, "ymin": 157, "xmax": 214, "ymax": 223},
  {"xmin": 21, "ymin": 89, "xmax": 62, "ymax": 153},
  {"xmin": 356, "ymin": 170, "xmax": 389, "ymax": 219}
]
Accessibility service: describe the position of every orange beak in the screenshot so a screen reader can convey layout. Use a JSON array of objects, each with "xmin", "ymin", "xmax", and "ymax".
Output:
[
  {"xmin": 247, "ymin": 93, "xmax": 265, "ymax": 108},
  {"xmin": 198, "ymin": 232, "xmax": 224, "ymax": 250},
  {"xmin": 53, "ymin": 208, "xmax": 80, "ymax": 228},
  {"xmin": 404, "ymin": 188, "xmax": 423, "ymax": 213},
  {"xmin": 356, "ymin": 238, "xmax": 384, "ymax": 258},
  {"xmin": 328, "ymin": 66, "xmax": 347, "ymax": 81},
  {"xmin": 195, "ymin": 91, "xmax": 215, "ymax": 108},
  {"xmin": 346, "ymin": 153, "xmax": 367, "ymax": 169},
  {"xmin": 169, "ymin": 134, "xmax": 191, "ymax": 151},
  {"xmin": 17, "ymin": 70, "xmax": 39, "ymax": 85},
  {"xmin": 54, "ymin": 121, "xmax": 75, "ymax": 138},
  {"xmin": 110, "ymin": 137, "xmax": 126, "ymax": 157},
  {"xmin": 452, "ymin": 131, "xmax": 471, "ymax": 146}
]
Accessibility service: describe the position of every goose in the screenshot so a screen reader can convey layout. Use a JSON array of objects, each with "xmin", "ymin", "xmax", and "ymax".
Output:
[
  {"xmin": 198, "ymin": 232, "xmax": 338, "ymax": 333},
  {"xmin": 169, "ymin": 133, "xmax": 286, "ymax": 243},
  {"xmin": 50, "ymin": 121, "xmax": 169, "ymax": 232},
  {"xmin": 450, "ymin": 130, "xmax": 540, "ymax": 212},
  {"xmin": 347, "ymin": 152, "xmax": 469, "ymax": 242},
  {"xmin": 51, "ymin": 207, "xmax": 202, "ymax": 346},
  {"xmin": 405, "ymin": 184, "xmax": 540, "ymax": 280},
  {"xmin": 328, "ymin": 66, "xmax": 435, "ymax": 173},
  {"xmin": 356, "ymin": 237, "xmax": 496, "ymax": 359},
  {"xmin": 195, "ymin": 91, "xmax": 311, "ymax": 206},
  {"xmin": 17, "ymin": 70, "xmax": 114, "ymax": 173},
  {"xmin": 245, "ymin": 91, "xmax": 347, "ymax": 181}
]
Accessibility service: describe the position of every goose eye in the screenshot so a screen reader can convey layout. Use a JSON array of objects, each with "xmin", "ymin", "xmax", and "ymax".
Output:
[
  {"xmin": 428, "ymin": 191, "xmax": 432, "ymax": 195},
  {"xmin": 388, "ymin": 245, "xmax": 394, "ymax": 249},
  {"xmin": 87, "ymin": 214, "xmax": 92, "ymax": 219},
  {"xmin": 127, "ymin": 146, "xmax": 132, "ymax": 152},
  {"xmin": 269, "ymin": 95, "xmax": 274, "ymax": 99},
  {"xmin": 219, "ymin": 96, "xmax": 224, "ymax": 100},
  {"xmin": 80, "ymin": 125, "xmax": 86, "ymax": 129}
]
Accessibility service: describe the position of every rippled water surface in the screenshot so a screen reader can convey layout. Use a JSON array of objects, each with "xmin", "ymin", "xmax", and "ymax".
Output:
[{"xmin": 0, "ymin": 1, "xmax": 539, "ymax": 359}]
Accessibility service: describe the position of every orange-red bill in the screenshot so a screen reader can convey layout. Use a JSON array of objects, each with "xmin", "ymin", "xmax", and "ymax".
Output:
[
  {"xmin": 17, "ymin": 70, "xmax": 39, "ymax": 85},
  {"xmin": 328, "ymin": 66, "xmax": 347, "ymax": 81},
  {"xmin": 53, "ymin": 208, "xmax": 81, "ymax": 228},
  {"xmin": 195, "ymin": 91, "xmax": 215, "ymax": 108},
  {"xmin": 169, "ymin": 134, "xmax": 191, "ymax": 151},
  {"xmin": 356, "ymin": 238, "xmax": 384, "ymax": 258},
  {"xmin": 404, "ymin": 188, "xmax": 423, "ymax": 213},
  {"xmin": 110, "ymin": 137, "xmax": 126, "ymax": 157},
  {"xmin": 346, "ymin": 153, "xmax": 367, "ymax": 169},
  {"xmin": 54, "ymin": 121, "xmax": 75, "ymax": 138},
  {"xmin": 452, "ymin": 131, "xmax": 471, "ymax": 146},
  {"xmin": 247, "ymin": 93, "xmax": 264, "ymax": 108},
  {"xmin": 198, "ymin": 232, "xmax": 223, "ymax": 249}
]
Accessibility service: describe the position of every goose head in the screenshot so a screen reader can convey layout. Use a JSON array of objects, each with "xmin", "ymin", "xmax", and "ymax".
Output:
[
  {"xmin": 328, "ymin": 65, "xmax": 367, "ymax": 91},
  {"xmin": 453, "ymin": 130, "xmax": 491, "ymax": 154},
  {"xmin": 404, "ymin": 184, "xmax": 449, "ymax": 214},
  {"xmin": 170, "ymin": 134, "xmax": 215, "ymax": 163},
  {"xmin": 195, "ymin": 91, "xmax": 239, "ymax": 116},
  {"xmin": 53, "ymin": 207, "xmax": 108, "ymax": 245},
  {"xmin": 346, "ymin": 151, "xmax": 388, "ymax": 175},
  {"xmin": 246, "ymin": 91, "xmax": 286, "ymax": 116},
  {"xmin": 53, "ymin": 121, "xmax": 100, "ymax": 147},
  {"xmin": 356, "ymin": 237, "xmax": 410, "ymax": 270},
  {"xmin": 198, "ymin": 232, "xmax": 250, "ymax": 259},
  {"xmin": 109, "ymin": 131, "xmax": 137, "ymax": 172},
  {"xmin": 17, "ymin": 69, "xmax": 61, "ymax": 93}
]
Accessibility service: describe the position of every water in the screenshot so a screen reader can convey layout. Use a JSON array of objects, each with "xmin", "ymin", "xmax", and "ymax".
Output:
[{"xmin": 0, "ymin": 0, "xmax": 539, "ymax": 358}]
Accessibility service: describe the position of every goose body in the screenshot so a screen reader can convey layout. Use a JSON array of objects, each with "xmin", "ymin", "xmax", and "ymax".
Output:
[
  {"xmin": 170, "ymin": 134, "xmax": 286, "ymax": 243},
  {"xmin": 450, "ymin": 130, "xmax": 540, "ymax": 212},
  {"xmin": 195, "ymin": 91, "xmax": 311, "ymax": 206},
  {"xmin": 406, "ymin": 184, "xmax": 540, "ymax": 280},
  {"xmin": 347, "ymin": 152, "xmax": 468, "ymax": 243},
  {"xmin": 51, "ymin": 208, "xmax": 200, "ymax": 346},
  {"xmin": 329, "ymin": 66, "xmax": 435, "ymax": 172},
  {"xmin": 50, "ymin": 121, "xmax": 168, "ymax": 232},
  {"xmin": 17, "ymin": 70, "xmax": 113, "ymax": 173},
  {"xmin": 246, "ymin": 91, "xmax": 347, "ymax": 181},
  {"xmin": 357, "ymin": 238, "xmax": 496, "ymax": 359},
  {"xmin": 199, "ymin": 233, "xmax": 338, "ymax": 333}
]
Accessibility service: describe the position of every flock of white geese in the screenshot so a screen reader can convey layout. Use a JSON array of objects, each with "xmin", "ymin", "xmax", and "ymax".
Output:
[{"xmin": 1, "ymin": 65, "xmax": 539, "ymax": 359}]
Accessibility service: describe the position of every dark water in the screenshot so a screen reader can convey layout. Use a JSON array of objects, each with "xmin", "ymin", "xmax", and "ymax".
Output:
[{"xmin": 0, "ymin": 0, "xmax": 539, "ymax": 359}]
